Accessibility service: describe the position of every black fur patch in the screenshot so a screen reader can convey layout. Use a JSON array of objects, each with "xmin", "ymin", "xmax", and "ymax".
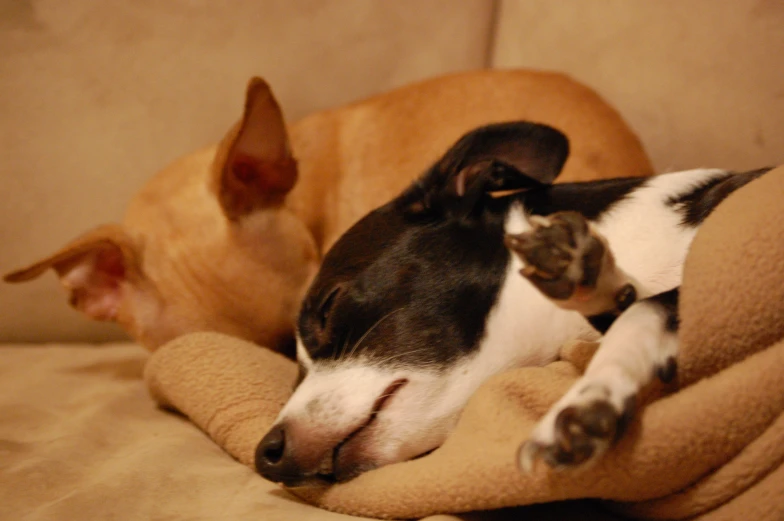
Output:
[
  {"xmin": 667, "ymin": 168, "xmax": 771, "ymax": 226},
  {"xmin": 298, "ymin": 204, "xmax": 510, "ymax": 366},
  {"xmin": 647, "ymin": 288, "xmax": 680, "ymax": 332},
  {"xmin": 587, "ymin": 313, "xmax": 618, "ymax": 334},
  {"xmin": 656, "ymin": 356, "xmax": 678, "ymax": 383},
  {"xmin": 584, "ymin": 284, "xmax": 637, "ymax": 334},
  {"xmin": 522, "ymin": 177, "xmax": 648, "ymax": 220}
]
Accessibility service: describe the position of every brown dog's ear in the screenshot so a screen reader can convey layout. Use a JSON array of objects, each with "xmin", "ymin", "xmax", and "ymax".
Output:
[
  {"xmin": 4, "ymin": 224, "xmax": 142, "ymax": 321},
  {"xmin": 214, "ymin": 77, "xmax": 298, "ymax": 220}
]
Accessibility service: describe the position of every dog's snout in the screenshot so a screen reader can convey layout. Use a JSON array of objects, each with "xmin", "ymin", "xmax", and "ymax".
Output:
[
  {"xmin": 255, "ymin": 424, "xmax": 305, "ymax": 486},
  {"xmin": 257, "ymin": 425, "xmax": 286, "ymax": 465}
]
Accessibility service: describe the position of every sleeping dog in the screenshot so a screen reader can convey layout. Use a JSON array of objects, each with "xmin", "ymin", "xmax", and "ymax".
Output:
[{"xmin": 255, "ymin": 121, "xmax": 770, "ymax": 486}]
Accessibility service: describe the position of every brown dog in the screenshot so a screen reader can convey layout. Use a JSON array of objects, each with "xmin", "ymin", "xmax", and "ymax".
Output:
[{"xmin": 4, "ymin": 70, "xmax": 652, "ymax": 352}]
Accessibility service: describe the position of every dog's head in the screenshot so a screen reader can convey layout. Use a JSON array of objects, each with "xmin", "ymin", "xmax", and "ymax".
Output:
[
  {"xmin": 255, "ymin": 121, "xmax": 569, "ymax": 486},
  {"xmin": 3, "ymin": 78, "xmax": 319, "ymax": 352}
]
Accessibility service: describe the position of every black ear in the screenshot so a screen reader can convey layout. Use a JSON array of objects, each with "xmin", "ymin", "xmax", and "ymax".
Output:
[
  {"xmin": 402, "ymin": 121, "xmax": 569, "ymax": 218},
  {"xmin": 440, "ymin": 121, "xmax": 569, "ymax": 190}
]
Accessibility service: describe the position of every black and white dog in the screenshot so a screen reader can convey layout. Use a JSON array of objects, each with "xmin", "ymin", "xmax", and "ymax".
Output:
[{"xmin": 255, "ymin": 122, "xmax": 770, "ymax": 486}]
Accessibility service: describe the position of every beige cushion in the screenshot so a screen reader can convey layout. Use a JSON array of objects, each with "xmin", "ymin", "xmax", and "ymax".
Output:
[
  {"xmin": 0, "ymin": 342, "xmax": 370, "ymax": 521},
  {"xmin": 0, "ymin": 0, "xmax": 495, "ymax": 342},
  {"xmin": 492, "ymin": 0, "xmax": 784, "ymax": 172}
]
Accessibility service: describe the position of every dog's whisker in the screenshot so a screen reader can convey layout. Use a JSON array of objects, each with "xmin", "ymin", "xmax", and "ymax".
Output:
[
  {"xmin": 374, "ymin": 345, "xmax": 431, "ymax": 365},
  {"xmin": 345, "ymin": 308, "xmax": 406, "ymax": 361},
  {"xmin": 336, "ymin": 327, "xmax": 354, "ymax": 361}
]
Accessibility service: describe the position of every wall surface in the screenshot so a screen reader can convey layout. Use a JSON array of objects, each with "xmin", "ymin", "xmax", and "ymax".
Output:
[{"xmin": 493, "ymin": 0, "xmax": 784, "ymax": 172}]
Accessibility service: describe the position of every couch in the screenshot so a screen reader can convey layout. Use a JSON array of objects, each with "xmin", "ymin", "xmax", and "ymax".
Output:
[{"xmin": 1, "ymin": 2, "xmax": 782, "ymax": 520}]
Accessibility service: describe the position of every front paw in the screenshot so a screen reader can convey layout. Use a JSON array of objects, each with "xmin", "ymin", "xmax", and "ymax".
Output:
[
  {"xmin": 505, "ymin": 211, "xmax": 636, "ymax": 317},
  {"xmin": 520, "ymin": 386, "xmax": 635, "ymax": 471},
  {"xmin": 505, "ymin": 211, "xmax": 598, "ymax": 301}
]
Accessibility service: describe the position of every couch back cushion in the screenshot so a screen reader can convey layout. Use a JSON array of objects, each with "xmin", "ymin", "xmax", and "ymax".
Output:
[{"xmin": 492, "ymin": 0, "xmax": 784, "ymax": 172}]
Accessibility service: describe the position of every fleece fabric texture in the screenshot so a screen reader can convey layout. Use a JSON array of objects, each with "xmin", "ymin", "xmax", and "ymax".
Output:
[{"xmin": 145, "ymin": 166, "xmax": 784, "ymax": 520}]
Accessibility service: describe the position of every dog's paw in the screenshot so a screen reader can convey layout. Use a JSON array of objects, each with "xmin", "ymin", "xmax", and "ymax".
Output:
[
  {"xmin": 519, "ymin": 384, "xmax": 635, "ymax": 472},
  {"xmin": 505, "ymin": 211, "xmax": 604, "ymax": 300},
  {"xmin": 505, "ymin": 211, "xmax": 635, "ymax": 317}
]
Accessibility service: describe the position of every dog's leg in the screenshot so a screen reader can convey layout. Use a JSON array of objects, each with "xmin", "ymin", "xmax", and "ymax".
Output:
[
  {"xmin": 505, "ymin": 211, "xmax": 639, "ymax": 333},
  {"xmin": 519, "ymin": 289, "xmax": 679, "ymax": 470},
  {"xmin": 507, "ymin": 212, "xmax": 679, "ymax": 470}
]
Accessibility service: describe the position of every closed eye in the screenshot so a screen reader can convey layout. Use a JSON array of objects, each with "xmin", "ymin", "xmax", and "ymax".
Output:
[{"xmin": 318, "ymin": 286, "xmax": 342, "ymax": 331}]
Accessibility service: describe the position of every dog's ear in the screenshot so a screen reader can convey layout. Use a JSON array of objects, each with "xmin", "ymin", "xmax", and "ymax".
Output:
[
  {"xmin": 3, "ymin": 224, "xmax": 145, "ymax": 321},
  {"xmin": 403, "ymin": 122, "xmax": 569, "ymax": 218},
  {"xmin": 213, "ymin": 77, "xmax": 297, "ymax": 220}
]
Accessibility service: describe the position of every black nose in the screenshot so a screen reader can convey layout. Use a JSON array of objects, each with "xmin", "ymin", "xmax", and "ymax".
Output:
[
  {"xmin": 257, "ymin": 425, "xmax": 286, "ymax": 466},
  {"xmin": 255, "ymin": 424, "xmax": 305, "ymax": 486}
]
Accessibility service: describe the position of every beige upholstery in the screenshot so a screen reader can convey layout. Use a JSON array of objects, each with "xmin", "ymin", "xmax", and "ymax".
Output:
[
  {"xmin": 0, "ymin": 343, "xmax": 368, "ymax": 521},
  {"xmin": 493, "ymin": 0, "xmax": 784, "ymax": 172}
]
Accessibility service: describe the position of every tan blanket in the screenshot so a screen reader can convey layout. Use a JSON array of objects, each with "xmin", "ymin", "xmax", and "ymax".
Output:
[{"xmin": 145, "ymin": 166, "xmax": 784, "ymax": 520}]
